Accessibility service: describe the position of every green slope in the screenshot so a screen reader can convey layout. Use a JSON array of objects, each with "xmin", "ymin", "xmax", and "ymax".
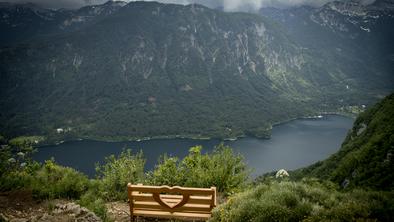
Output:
[
  {"xmin": 295, "ymin": 93, "xmax": 394, "ymax": 190},
  {"xmin": 212, "ymin": 94, "xmax": 394, "ymax": 222}
]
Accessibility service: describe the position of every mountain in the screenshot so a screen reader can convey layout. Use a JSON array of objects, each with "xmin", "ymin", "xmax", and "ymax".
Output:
[
  {"xmin": 295, "ymin": 93, "xmax": 394, "ymax": 190},
  {"xmin": 0, "ymin": 2, "xmax": 68, "ymax": 45},
  {"xmin": 0, "ymin": 1, "xmax": 393, "ymax": 142},
  {"xmin": 260, "ymin": 0, "xmax": 394, "ymax": 94},
  {"xmin": 0, "ymin": 1, "xmax": 126, "ymax": 46}
]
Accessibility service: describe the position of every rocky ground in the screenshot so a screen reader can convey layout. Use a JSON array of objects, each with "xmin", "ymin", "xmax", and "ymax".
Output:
[
  {"xmin": 106, "ymin": 202, "xmax": 130, "ymax": 222},
  {"xmin": 0, "ymin": 191, "xmax": 175, "ymax": 222},
  {"xmin": 0, "ymin": 191, "xmax": 103, "ymax": 222}
]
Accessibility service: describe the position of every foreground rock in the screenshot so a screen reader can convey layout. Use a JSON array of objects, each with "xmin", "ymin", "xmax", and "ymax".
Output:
[
  {"xmin": 50, "ymin": 203, "xmax": 102, "ymax": 222},
  {"xmin": 0, "ymin": 191, "xmax": 101, "ymax": 222}
]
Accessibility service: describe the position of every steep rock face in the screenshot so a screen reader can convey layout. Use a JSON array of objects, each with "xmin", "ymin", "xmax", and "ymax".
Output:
[
  {"xmin": 0, "ymin": 1, "xmax": 392, "ymax": 140},
  {"xmin": 260, "ymin": 0, "xmax": 394, "ymax": 94}
]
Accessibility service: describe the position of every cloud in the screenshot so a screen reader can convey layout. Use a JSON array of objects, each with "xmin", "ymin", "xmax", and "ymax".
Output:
[
  {"xmin": 0, "ymin": 0, "xmax": 88, "ymax": 9},
  {"xmin": 0, "ymin": 0, "xmax": 377, "ymax": 10},
  {"xmin": 178, "ymin": 0, "xmax": 377, "ymax": 10}
]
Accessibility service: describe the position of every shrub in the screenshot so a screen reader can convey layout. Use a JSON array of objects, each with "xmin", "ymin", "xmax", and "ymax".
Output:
[
  {"xmin": 148, "ymin": 144, "xmax": 249, "ymax": 195},
  {"xmin": 0, "ymin": 136, "xmax": 40, "ymax": 175},
  {"xmin": 95, "ymin": 149, "xmax": 145, "ymax": 200},
  {"xmin": 205, "ymin": 145, "xmax": 249, "ymax": 194},
  {"xmin": 1, "ymin": 136, "xmax": 89, "ymax": 199},
  {"xmin": 146, "ymin": 155, "xmax": 183, "ymax": 186},
  {"xmin": 0, "ymin": 158, "xmax": 89, "ymax": 200},
  {"xmin": 210, "ymin": 180, "xmax": 394, "ymax": 222},
  {"xmin": 30, "ymin": 159, "xmax": 90, "ymax": 199},
  {"xmin": 0, "ymin": 170, "xmax": 34, "ymax": 191},
  {"xmin": 78, "ymin": 180, "xmax": 110, "ymax": 221}
]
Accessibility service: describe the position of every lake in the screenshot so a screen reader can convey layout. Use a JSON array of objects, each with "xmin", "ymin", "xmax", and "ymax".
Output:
[{"xmin": 33, "ymin": 115, "xmax": 354, "ymax": 178}]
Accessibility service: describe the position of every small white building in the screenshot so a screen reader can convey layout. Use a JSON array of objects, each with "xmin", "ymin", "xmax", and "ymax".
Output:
[{"xmin": 56, "ymin": 128, "xmax": 64, "ymax": 133}]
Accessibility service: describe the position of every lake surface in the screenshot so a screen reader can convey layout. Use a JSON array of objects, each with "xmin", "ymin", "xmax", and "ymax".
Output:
[{"xmin": 33, "ymin": 115, "xmax": 354, "ymax": 178}]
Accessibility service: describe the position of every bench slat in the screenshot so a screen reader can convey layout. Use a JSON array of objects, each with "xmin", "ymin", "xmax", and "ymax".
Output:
[
  {"xmin": 132, "ymin": 193, "xmax": 213, "ymax": 205},
  {"xmin": 129, "ymin": 185, "xmax": 215, "ymax": 195},
  {"xmin": 133, "ymin": 209, "xmax": 211, "ymax": 220},
  {"xmin": 134, "ymin": 201, "xmax": 212, "ymax": 212}
]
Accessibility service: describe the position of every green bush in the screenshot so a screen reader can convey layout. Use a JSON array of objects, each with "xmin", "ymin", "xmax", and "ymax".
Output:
[
  {"xmin": 210, "ymin": 180, "xmax": 394, "ymax": 222},
  {"xmin": 0, "ymin": 136, "xmax": 40, "ymax": 176},
  {"xmin": 95, "ymin": 149, "xmax": 145, "ymax": 200},
  {"xmin": 0, "ymin": 170, "xmax": 34, "ymax": 191},
  {"xmin": 30, "ymin": 159, "xmax": 90, "ymax": 199},
  {"xmin": 147, "ymin": 155, "xmax": 183, "ymax": 186},
  {"xmin": 0, "ymin": 158, "xmax": 90, "ymax": 200},
  {"xmin": 148, "ymin": 144, "xmax": 249, "ymax": 195},
  {"xmin": 78, "ymin": 179, "xmax": 110, "ymax": 221},
  {"xmin": 1, "ymin": 136, "xmax": 90, "ymax": 199},
  {"xmin": 204, "ymin": 145, "xmax": 249, "ymax": 194}
]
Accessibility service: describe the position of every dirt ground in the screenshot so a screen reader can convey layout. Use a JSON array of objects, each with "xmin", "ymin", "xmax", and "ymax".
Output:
[
  {"xmin": 0, "ymin": 191, "xmax": 179, "ymax": 222},
  {"xmin": 106, "ymin": 201, "xmax": 130, "ymax": 222},
  {"xmin": 0, "ymin": 191, "xmax": 99, "ymax": 222}
]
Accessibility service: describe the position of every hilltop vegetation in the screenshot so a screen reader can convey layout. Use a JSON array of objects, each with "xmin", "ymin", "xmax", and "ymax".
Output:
[
  {"xmin": 210, "ymin": 93, "xmax": 394, "ymax": 221},
  {"xmin": 211, "ymin": 180, "xmax": 393, "ymax": 222},
  {"xmin": 293, "ymin": 93, "xmax": 394, "ymax": 190},
  {"xmin": 0, "ymin": 138, "xmax": 249, "ymax": 220}
]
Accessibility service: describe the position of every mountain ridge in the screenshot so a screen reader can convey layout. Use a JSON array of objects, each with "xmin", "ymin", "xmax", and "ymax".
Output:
[{"xmin": 0, "ymin": 1, "xmax": 392, "ymax": 142}]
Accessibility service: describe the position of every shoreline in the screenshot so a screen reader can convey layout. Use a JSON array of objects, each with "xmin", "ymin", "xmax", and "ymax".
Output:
[
  {"xmin": 271, "ymin": 112, "xmax": 356, "ymax": 128},
  {"xmin": 36, "ymin": 113, "xmax": 355, "ymax": 148}
]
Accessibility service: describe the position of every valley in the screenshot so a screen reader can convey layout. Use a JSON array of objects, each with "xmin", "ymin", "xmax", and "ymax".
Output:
[
  {"xmin": 0, "ymin": 1, "xmax": 393, "ymax": 221},
  {"xmin": 1, "ymin": 1, "xmax": 392, "ymax": 142}
]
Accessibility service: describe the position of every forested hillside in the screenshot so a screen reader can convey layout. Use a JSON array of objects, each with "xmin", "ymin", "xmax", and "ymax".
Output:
[
  {"xmin": 1, "ymin": 1, "xmax": 392, "ymax": 142},
  {"xmin": 294, "ymin": 93, "xmax": 394, "ymax": 190}
]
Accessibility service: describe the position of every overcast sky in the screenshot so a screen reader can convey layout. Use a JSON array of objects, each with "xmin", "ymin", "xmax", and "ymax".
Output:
[{"xmin": 0, "ymin": 0, "xmax": 377, "ymax": 11}]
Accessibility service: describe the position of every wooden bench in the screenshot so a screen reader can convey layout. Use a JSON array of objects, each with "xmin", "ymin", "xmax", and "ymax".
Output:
[{"xmin": 127, "ymin": 183, "xmax": 217, "ymax": 221}]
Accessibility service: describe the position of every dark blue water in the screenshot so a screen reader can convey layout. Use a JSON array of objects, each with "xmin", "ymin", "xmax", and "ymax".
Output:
[{"xmin": 33, "ymin": 115, "xmax": 353, "ymax": 177}]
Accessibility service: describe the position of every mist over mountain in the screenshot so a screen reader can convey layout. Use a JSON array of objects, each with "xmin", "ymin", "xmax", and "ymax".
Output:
[
  {"xmin": 0, "ymin": 0, "xmax": 379, "ymax": 11},
  {"xmin": 0, "ymin": 0, "xmax": 393, "ymax": 141}
]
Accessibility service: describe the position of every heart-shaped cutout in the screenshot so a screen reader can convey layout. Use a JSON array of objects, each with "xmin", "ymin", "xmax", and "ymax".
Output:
[{"xmin": 152, "ymin": 187, "xmax": 190, "ymax": 211}]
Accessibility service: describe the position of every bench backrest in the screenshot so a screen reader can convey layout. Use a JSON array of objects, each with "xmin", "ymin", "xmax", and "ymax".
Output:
[{"xmin": 127, "ymin": 183, "xmax": 217, "ymax": 220}]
